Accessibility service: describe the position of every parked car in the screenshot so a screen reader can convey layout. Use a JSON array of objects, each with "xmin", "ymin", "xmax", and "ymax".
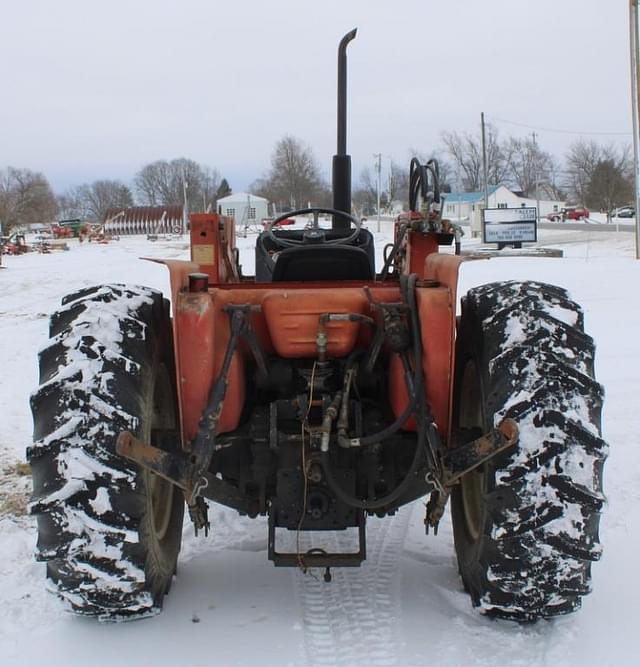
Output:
[
  {"xmin": 562, "ymin": 206, "xmax": 590, "ymax": 221},
  {"xmin": 547, "ymin": 206, "xmax": 589, "ymax": 222},
  {"xmin": 612, "ymin": 206, "xmax": 635, "ymax": 218}
]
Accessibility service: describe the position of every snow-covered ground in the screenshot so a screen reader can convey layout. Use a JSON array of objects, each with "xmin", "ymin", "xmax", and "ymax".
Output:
[{"xmin": 0, "ymin": 225, "xmax": 638, "ymax": 667}]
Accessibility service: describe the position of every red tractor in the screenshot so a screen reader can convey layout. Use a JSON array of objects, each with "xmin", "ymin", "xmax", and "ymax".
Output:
[
  {"xmin": 28, "ymin": 31, "xmax": 606, "ymax": 622},
  {"xmin": 51, "ymin": 224, "xmax": 73, "ymax": 239},
  {"xmin": 1, "ymin": 233, "xmax": 29, "ymax": 255}
]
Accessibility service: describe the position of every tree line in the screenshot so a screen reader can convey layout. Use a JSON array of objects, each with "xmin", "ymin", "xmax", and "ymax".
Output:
[
  {"xmin": 1, "ymin": 129, "xmax": 633, "ymax": 234},
  {"xmin": 250, "ymin": 131, "xmax": 633, "ymax": 218},
  {"xmin": 353, "ymin": 126, "xmax": 633, "ymax": 216},
  {"xmin": 57, "ymin": 159, "xmax": 232, "ymax": 224},
  {"xmin": 1, "ymin": 159, "xmax": 232, "ymax": 234}
]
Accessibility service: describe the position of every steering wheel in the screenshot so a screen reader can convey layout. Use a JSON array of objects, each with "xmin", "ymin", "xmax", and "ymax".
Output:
[{"xmin": 265, "ymin": 207, "xmax": 361, "ymax": 249}]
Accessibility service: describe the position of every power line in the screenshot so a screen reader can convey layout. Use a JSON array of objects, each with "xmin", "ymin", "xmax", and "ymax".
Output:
[{"xmin": 489, "ymin": 115, "xmax": 632, "ymax": 137}]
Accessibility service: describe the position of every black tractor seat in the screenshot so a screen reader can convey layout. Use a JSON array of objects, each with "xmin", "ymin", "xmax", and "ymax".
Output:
[{"xmin": 255, "ymin": 228, "xmax": 375, "ymax": 282}]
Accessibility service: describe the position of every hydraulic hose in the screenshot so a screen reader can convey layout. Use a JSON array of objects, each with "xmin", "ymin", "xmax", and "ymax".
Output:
[
  {"xmin": 409, "ymin": 158, "xmax": 441, "ymax": 213},
  {"xmin": 357, "ymin": 273, "xmax": 423, "ymax": 447},
  {"xmin": 379, "ymin": 223, "xmax": 408, "ymax": 280},
  {"xmin": 403, "ymin": 273, "xmax": 440, "ymax": 472},
  {"xmin": 358, "ymin": 353, "xmax": 417, "ymax": 446},
  {"xmin": 320, "ymin": 424, "xmax": 425, "ymax": 510},
  {"xmin": 320, "ymin": 273, "xmax": 432, "ymax": 510}
]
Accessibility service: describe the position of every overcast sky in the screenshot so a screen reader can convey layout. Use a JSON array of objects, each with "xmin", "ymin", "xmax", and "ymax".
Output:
[{"xmin": 0, "ymin": 0, "xmax": 632, "ymax": 194}]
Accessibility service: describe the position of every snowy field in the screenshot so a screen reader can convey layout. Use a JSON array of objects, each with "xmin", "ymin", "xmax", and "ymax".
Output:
[{"xmin": 1, "ymin": 224, "xmax": 639, "ymax": 667}]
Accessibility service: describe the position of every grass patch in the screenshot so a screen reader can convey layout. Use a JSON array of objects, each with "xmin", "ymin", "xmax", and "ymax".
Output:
[
  {"xmin": 0, "ymin": 460, "xmax": 32, "ymax": 518},
  {"xmin": 0, "ymin": 491, "xmax": 29, "ymax": 517},
  {"xmin": 1, "ymin": 461, "xmax": 32, "ymax": 477},
  {"xmin": 14, "ymin": 462, "xmax": 32, "ymax": 476}
]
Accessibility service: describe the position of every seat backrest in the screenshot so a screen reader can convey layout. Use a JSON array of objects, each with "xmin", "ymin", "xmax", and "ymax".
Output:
[
  {"xmin": 256, "ymin": 228, "xmax": 376, "ymax": 282},
  {"xmin": 271, "ymin": 244, "xmax": 374, "ymax": 282}
]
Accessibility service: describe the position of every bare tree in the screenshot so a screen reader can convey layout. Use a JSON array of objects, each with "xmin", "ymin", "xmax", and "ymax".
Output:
[
  {"xmin": 351, "ymin": 167, "xmax": 377, "ymax": 216},
  {"xmin": 354, "ymin": 161, "xmax": 410, "ymax": 215},
  {"xmin": 134, "ymin": 161, "xmax": 174, "ymax": 205},
  {"xmin": 134, "ymin": 158, "xmax": 221, "ymax": 212},
  {"xmin": 0, "ymin": 167, "xmax": 57, "ymax": 232},
  {"xmin": 251, "ymin": 136, "xmax": 328, "ymax": 210},
  {"xmin": 200, "ymin": 166, "xmax": 222, "ymax": 212},
  {"xmin": 56, "ymin": 187, "xmax": 86, "ymax": 220},
  {"xmin": 77, "ymin": 180, "xmax": 133, "ymax": 222},
  {"xmin": 441, "ymin": 131, "xmax": 480, "ymax": 191},
  {"xmin": 358, "ymin": 167, "xmax": 378, "ymax": 204},
  {"xmin": 564, "ymin": 139, "xmax": 602, "ymax": 204},
  {"xmin": 564, "ymin": 140, "xmax": 632, "ymax": 207},
  {"xmin": 586, "ymin": 158, "xmax": 633, "ymax": 213},
  {"xmin": 388, "ymin": 160, "xmax": 409, "ymax": 208},
  {"xmin": 441, "ymin": 124, "xmax": 509, "ymax": 191},
  {"xmin": 506, "ymin": 136, "xmax": 560, "ymax": 198}
]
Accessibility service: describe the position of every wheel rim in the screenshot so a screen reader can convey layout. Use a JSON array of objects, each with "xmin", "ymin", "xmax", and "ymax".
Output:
[
  {"xmin": 146, "ymin": 363, "xmax": 178, "ymax": 543},
  {"xmin": 460, "ymin": 469, "xmax": 485, "ymax": 541},
  {"xmin": 457, "ymin": 360, "xmax": 486, "ymax": 541},
  {"xmin": 149, "ymin": 471, "xmax": 174, "ymax": 541}
]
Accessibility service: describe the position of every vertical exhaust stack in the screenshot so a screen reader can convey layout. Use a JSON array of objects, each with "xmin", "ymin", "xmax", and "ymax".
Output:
[{"xmin": 332, "ymin": 28, "xmax": 357, "ymax": 230}]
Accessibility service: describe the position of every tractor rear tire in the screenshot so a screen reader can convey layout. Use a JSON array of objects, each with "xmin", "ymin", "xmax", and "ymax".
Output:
[
  {"xmin": 28, "ymin": 285, "xmax": 184, "ymax": 619},
  {"xmin": 451, "ymin": 281, "xmax": 607, "ymax": 621}
]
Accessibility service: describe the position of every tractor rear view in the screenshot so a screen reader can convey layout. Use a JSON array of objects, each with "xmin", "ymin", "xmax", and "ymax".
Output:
[{"xmin": 28, "ymin": 30, "xmax": 606, "ymax": 622}]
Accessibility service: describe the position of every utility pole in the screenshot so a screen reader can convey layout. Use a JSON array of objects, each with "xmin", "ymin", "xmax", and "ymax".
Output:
[
  {"xmin": 182, "ymin": 170, "xmax": 188, "ymax": 235},
  {"xmin": 630, "ymin": 0, "xmax": 640, "ymax": 259},
  {"xmin": 532, "ymin": 131, "xmax": 541, "ymax": 223},
  {"xmin": 374, "ymin": 152, "xmax": 382, "ymax": 232},
  {"xmin": 481, "ymin": 112, "xmax": 489, "ymax": 208}
]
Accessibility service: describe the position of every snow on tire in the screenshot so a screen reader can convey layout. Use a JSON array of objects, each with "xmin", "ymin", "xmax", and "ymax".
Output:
[
  {"xmin": 451, "ymin": 281, "xmax": 607, "ymax": 621},
  {"xmin": 28, "ymin": 285, "xmax": 184, "ymax": 619}
]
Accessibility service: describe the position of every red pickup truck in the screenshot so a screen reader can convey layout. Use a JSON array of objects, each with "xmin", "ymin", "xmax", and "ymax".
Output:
[{"xmin": 547, "ymin": 206, "xmax": 589, "ymax": 222}]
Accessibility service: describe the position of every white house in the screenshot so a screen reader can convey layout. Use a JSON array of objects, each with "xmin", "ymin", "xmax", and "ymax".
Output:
[
  {"xmin": 443, "ymin": 185, "xmax": 565, "ymax": 221},
  {"xmin": 217, "ymin": 192, "xmax": 270, "ymax": 227}
]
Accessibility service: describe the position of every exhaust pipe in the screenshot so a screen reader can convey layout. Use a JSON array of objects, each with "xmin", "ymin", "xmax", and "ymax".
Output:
[{"xmin": 332, "ymin": 28, "xmax": 357, "ymax": 230}]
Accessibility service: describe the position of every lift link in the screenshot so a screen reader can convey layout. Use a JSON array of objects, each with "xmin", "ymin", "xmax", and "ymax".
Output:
[
  {"xmin": 424, "ymin": 419, "xmax": 518, "ymax": 533},
  {"xmin": 117, "ymin": 303, "xmax": 265, "ymax": 535},
  {"xmin": 116, "ymin": 431, "xmax": 256, "ymax": 515}
]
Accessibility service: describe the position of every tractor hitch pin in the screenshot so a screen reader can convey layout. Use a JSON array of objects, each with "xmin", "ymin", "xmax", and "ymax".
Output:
[{"xmin": 188, "ymin": 495, "xmax": 210, "ymax": 536}]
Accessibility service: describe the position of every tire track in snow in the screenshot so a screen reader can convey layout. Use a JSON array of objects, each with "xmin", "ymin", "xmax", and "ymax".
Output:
[{"xmin": 293, "ymin": 506, "xmax": 412, "ymax": 667}]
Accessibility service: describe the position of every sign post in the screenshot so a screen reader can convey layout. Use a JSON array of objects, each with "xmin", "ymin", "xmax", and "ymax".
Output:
[
  {"xmin": 482, "ymin": 207, "xmax": 537, "ymax": 249},
  {"xmin": 630, "ymin": 0, "xmax": 640, "ymax": 259}
]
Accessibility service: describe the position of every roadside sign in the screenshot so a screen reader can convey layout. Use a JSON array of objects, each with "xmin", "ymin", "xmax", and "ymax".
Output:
[{"xmin": 482, "ymin": 207, "xmax": 537, "ymax": 244}]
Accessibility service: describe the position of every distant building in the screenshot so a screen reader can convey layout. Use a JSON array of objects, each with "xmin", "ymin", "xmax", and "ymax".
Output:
[
  {"xmin": 217, "ymin": 192, "xmax": 270, "ymax": 227},
  {"xmin": 103, "ymin": 206, "xmax": 185, "ymax": 236},
  {"xmin": 443, "ymin": 185, "xmax": 565, "ymax": 220}
]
